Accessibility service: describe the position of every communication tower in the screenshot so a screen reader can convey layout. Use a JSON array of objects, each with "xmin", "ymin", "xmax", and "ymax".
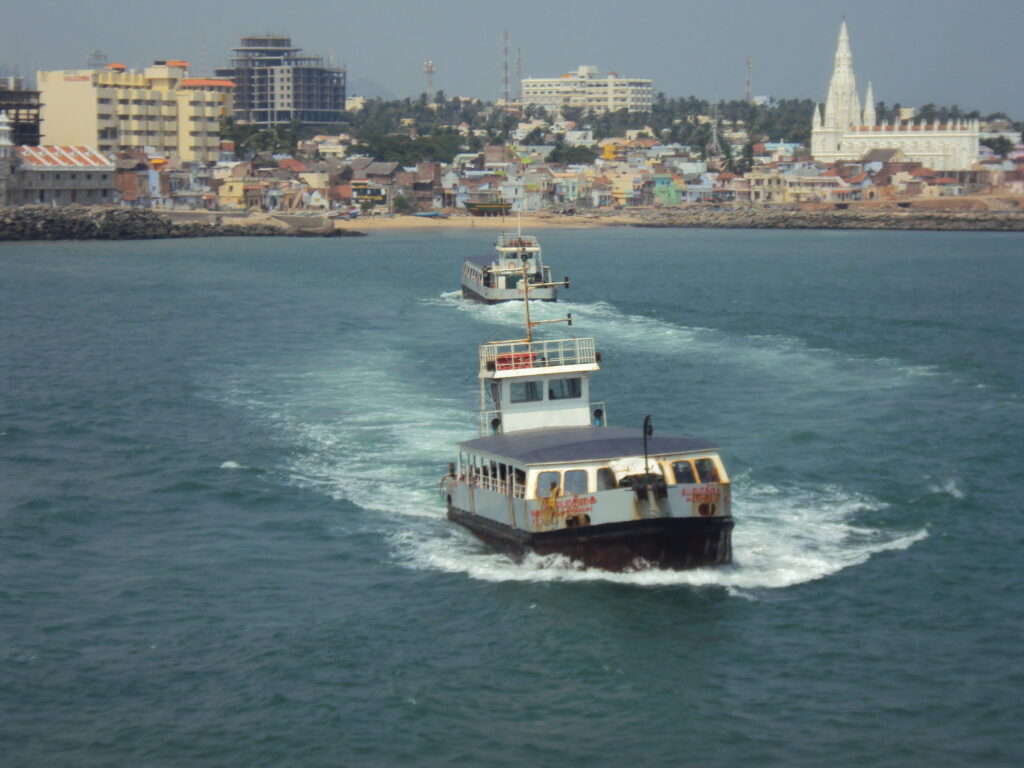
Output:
[
  {"xmin": 502, "ymin": 30, "xmax": 509, "ymax": 108},
  {"xmin": 423, "ymin": 60, "xmax": 436, "ymax": 98},
  {"xmin": 745, "ymin": 57, "xmax": 752, "ymax": 103}
]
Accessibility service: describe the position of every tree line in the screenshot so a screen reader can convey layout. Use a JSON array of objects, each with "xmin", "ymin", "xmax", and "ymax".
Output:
[{"xmin": 221, "ymin": 93, "xmax": 1019, "ymax": 165}]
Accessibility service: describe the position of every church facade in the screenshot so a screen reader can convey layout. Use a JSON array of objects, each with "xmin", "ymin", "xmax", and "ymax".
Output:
[{"xmin": 811, "ymin": 22, "xmax": 979, "ymax": 171}]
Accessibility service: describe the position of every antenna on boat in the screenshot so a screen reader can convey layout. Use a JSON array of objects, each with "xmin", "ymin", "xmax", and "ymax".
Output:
[
  {"xmin": 643, "ymin": 415, "xmax": 653, "ymax": 480},
  {"xmin": 488, "ymin": 263, "xmax": 570, "ymax": 344}
]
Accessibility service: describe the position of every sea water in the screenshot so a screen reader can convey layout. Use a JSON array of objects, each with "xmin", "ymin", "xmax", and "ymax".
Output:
[{"xmin": 1, "ymin": 228, "xmax": 1022, "ymax": 766}]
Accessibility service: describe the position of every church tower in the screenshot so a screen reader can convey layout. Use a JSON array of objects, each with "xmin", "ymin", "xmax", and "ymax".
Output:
[
  {"xmin": 809, "ymin": 20, "xmax": 979, "ymax": 170},
  {"xmin": 812, "ymin": 20, "xmax": 863, "ymax": 158}
]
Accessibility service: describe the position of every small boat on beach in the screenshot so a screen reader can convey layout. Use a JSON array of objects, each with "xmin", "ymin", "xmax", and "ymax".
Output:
[
  {"xmin": 461, "ymin": 231, "xmax": 566, "ymax": 304},
  {"xmin": 463, "ymin": 195, "xmax": 512, "ymax": 217},
  {"xmin": 441, "ymin": 272, "xmax": 734, "ymax": 572}
]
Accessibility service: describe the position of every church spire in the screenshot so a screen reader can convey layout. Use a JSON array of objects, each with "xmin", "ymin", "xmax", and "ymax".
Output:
[
  {"xmin": 823, "ymin": 20, "xmax": 859, "ymax": 131},
  {"xmin": 863, "ymin": 82, "xmax": 876, "ymax": 126}
]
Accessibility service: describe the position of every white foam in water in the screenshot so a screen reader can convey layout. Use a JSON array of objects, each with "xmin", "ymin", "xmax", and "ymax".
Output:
[
  {"xmin": 428, "ymin": 293, "xmax": 944, "ymax": 392},
  {"xmin": 219, "ymin": 300, "xmax": 929, "ymax": 592},
  {"xmin": 220, "ymin": 461, "xmax": 244, "ymax": 470},
  {"xmin": 391, "ymin": 475, "xmax": 929, "ymax": 590},
  {"xmin": 926, "ymin": 478, "xmax": 965, "ymax": 499}
]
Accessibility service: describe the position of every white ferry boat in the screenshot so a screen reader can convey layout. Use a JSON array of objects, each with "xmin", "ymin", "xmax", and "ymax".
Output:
[
  {"xmin": 461, "ymin": 232, "xmax": 564, "ymax": 303},
  {"xmin": 442, "ymin": 275, "xmax": 734, "ymax": 571}
]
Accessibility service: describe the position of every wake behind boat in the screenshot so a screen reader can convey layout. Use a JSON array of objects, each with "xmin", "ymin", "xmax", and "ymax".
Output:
[
  {"xmin": 442, "ymin": 269, "xmax": 734, "ymax": 572},
  {"xmin": 461, "ymin": 231, "xmax": 566, "ymax": 303}
]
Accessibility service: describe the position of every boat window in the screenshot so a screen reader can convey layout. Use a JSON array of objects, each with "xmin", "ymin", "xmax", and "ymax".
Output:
[
  {"xmin": 489, "ymin": 381, "xmax": 501, "ymax": 407},
  {"xmin": 535, "ymin": 471, "xmax": 560, "ymax": 499},
  {"xmin": 510, "ymin": 380, "xmax": 543, "ymax": 403},
  {"xmin": 548, "ymin": 377, "xmax": 582, "ymax": 400},
  {"xmin": 596, "ymin": 467, "xmax": 617, "ymax": 491},
  {"xmin": 694, "ymin": 458, "xmax": 720, "ymax": 483},
  {"xmin": 563, "ymin": 470, "xmax": 588, "ymax": 495},
  {"xmin": 672, "ymin": 461, "xmax": 697, "ymax": 484}
]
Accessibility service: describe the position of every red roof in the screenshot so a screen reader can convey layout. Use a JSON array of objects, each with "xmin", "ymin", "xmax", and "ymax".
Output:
[{"xmin": 17, "ymin": 145, "xmax": 112, "ymax": 169}]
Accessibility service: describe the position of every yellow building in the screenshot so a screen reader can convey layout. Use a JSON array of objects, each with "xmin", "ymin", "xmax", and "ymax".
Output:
[{"xmin": 37, "ymin": 61, "xmax": 234, "ymax": 164}]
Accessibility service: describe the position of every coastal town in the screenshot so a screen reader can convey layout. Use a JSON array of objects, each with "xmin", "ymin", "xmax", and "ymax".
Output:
[{"xmin": 1, "ymin": 23, "xmax": 1022, "ymax": 236}]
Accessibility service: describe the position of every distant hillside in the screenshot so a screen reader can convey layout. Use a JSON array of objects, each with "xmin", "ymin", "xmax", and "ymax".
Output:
[{"xmin": 347, "ymin": 77, "xmax": 396, "ymax": 101}]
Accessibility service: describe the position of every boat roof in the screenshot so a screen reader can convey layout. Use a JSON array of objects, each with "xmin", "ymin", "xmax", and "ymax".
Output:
[{"xmin": 459, "ymin": 425, "xmax": 718, "ymax": 465}]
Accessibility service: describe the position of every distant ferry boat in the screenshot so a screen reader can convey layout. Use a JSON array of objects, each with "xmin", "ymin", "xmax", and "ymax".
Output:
[
  {"xmin": 463, "ymin": 195, "xmax": 512, "ymax": 217},
  {"xmin": 461, "ymin": 231, "xmax": 565, "ymax": 303},
  {"xmin": 441, "ymin": 272, "xmax": 734, "ymax": 572}
]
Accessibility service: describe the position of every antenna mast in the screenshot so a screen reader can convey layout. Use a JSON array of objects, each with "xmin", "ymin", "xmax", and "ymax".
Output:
[
  {"xmin": 745, "ymin": 57, "xmax": 752, "ymax": 103},
  {"xmin": 502, "ymin": 30, "xmax": 509, "ymax": 109},
  {"xmin": 516, "ymin": 48, "xmax": 522, "ymax": 101}
]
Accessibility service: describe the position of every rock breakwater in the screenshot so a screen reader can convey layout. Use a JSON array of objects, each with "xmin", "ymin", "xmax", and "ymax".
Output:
[
  {"xmin": 610, "ymin": 206, "xmax": 1024, "ymax": 232},
  {"xmin": 0, "ymin": 206, "xmax": 363, "ymax": 241}
]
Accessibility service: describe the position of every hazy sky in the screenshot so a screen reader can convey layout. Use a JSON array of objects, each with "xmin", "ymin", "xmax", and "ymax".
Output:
[{"xmin": 3, "ymin": 0, "xmax": 1022, "ymax": 117}]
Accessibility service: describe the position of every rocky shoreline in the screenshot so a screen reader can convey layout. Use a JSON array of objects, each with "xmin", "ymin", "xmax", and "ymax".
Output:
[
  {"xmin": 2, "ymin": 203, "xmax": 1023, "ymax": 240},
  {"xmin": 0, "ymin": 206, "xmax": 364, "ymax": 241},
  {"xmin": 589, "ymin": 205, "xmax": 1024, "ymax": 232}
]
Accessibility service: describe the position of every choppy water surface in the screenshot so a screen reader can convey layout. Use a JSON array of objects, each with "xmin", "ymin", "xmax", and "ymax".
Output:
[{"xmin": 2, "ymin": 228, "xmax": 1022, "ymax": 766}]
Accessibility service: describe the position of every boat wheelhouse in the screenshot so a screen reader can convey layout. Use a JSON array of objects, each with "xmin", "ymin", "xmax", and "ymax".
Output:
[
  {"xmin": 442, "ymin": 283, "xmax": 734, "ymax": 572},
  {"xmin": 461, "ymin": 232, "xmax": 564, "ymax": 304}
]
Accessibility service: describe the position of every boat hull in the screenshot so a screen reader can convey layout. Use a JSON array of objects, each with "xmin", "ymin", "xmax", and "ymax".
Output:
[
  {"xmin": 464, "ymin": 201, "xmax": 513, "ymax": 217},
  {"xmin": 447, "ymin": 505, "xmax": 733, "ymax": 572},
  {"xmin": 461, "ymin": 282, "xmax": 557, "ymax": 304}
]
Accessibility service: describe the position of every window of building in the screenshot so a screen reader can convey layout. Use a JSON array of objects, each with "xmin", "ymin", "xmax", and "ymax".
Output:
[{"xmin": 510, "ymin": 380, "xmax": 543, "ymax": 403}]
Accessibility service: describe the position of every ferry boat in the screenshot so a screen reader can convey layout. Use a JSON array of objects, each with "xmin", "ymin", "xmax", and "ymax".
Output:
[
  {"xmin": 461, "ymin": 231, "xmax": 564, "ymax": 303},
  {"xmin": 441, "ymin": 271, "xmax": 734, "ymax": 572}
]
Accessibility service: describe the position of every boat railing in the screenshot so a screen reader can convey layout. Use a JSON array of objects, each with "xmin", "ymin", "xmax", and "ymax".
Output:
[
  {"xmin": 496, "ymin": 232, "xmax": 540, "ymax": 249},
  {"xmin": 480, "ymin": 337, "xmax": 597, "ymax": 373},
  {"xmin": 468, "ymin": 467, "xmax": 525, "ymax": 498}
]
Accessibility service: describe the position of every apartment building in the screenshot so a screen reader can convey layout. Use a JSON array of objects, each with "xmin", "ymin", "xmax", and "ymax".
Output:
[
  {"xmin": 0, "ymin": 77, "xmax": 41, "ymax": 146},
  {"xmin": 215, "ymin": 35, "xmax": 346, "ymax": 126},
  {"xmin": 522, "ymin": 66, "xmax": 653, "ymax": 115},
  {"xmin": 37, "ymin": 61, "xmax": 234, "ymax": 164}
]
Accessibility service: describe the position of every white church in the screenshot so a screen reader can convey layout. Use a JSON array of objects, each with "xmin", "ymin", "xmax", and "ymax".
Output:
[{"xmin": 811, "ymin": 22, "xmax": 979, "ymax": 171}]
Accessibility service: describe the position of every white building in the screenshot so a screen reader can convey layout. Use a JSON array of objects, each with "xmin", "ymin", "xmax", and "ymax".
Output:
[
  {"xmin": 811, "ymin": 22, "xmax": 978, "ymax": 171},
  {"xmin": 522, "ymin": 66, "xmax": 653, "ymax": 115},
  {"xmin": 0, "ymin": 112, "xmax": 116, "ymax": 206}
]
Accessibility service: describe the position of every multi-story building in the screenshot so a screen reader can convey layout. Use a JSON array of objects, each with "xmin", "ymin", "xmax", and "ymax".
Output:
[
  {"xmin": 36, "ymin": 61, "xmax": 234, "ymax": 164},
  {"xmin": 811, "ymin": 21, "xmax": 978, "ymax": 171},
  {"xmin": 0, "ymin": 112, "xmax": 116, "ymax": 206},
  {"xmin": 521, "ymin": 66, "xmax": 653, "ymax": 115},
  {"xmin": 0, "ymin": 77, "xmax": 42, "ymax": 146},
  {"xmin": 215, "ymin": 35, "xmax": 346, "ymax": 126}
]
